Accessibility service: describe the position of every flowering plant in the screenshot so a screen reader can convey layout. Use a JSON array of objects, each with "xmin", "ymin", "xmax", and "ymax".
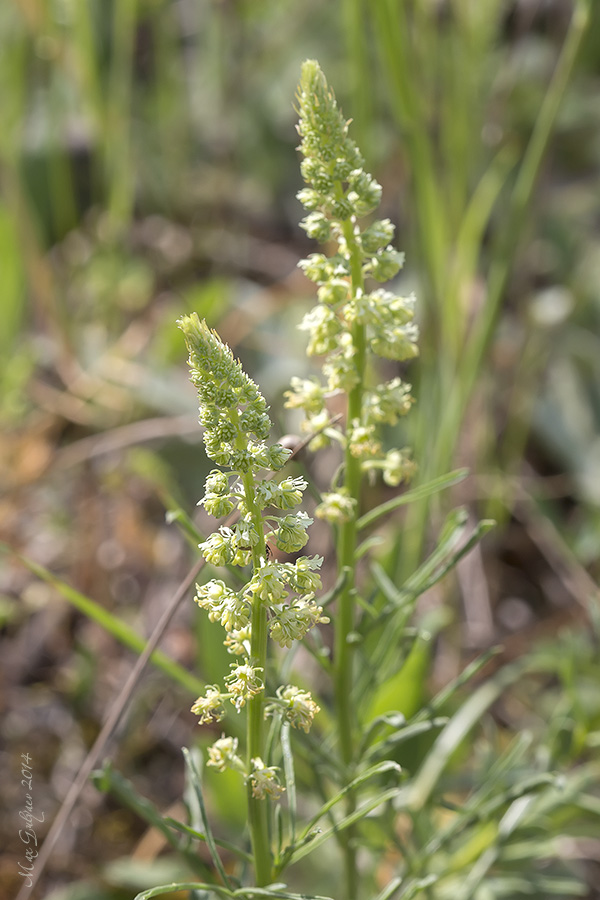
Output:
[
  {"xmin": 173, "ymin": 59, "xmax": 422, "ymax": 899},
  {"xmin": 177, "ymin": 313, "xmax": 327, "ymax": 885},
  {"xmin": 126, "ymin": 59, "xmax": 579, "ymax": 900}
]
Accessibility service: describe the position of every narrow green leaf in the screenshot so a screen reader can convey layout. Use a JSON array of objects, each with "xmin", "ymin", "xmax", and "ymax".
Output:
[
  {"xmin": 289, "ymin": 785, "xmax": 406, "ymax": 865},
  {"xmin": 134, "ymin": 883, "xmax": 233, "ymax": 900},
  {"xmin": 396, "ymin": 876, "xmax": 438, "ymax": 899},
  {"xmin": 280, "ymin": 722, "xmax": 297, "ymax": 847},
  {"xmin": 366, "ymin": 514, "xmax": 495, "ymax": 669},
  {"xmin": 408, "ymin": 662, "xmax": 526, "ymax": 810},
  {"xmin": 5, "ymin": 546, "xmax": 204, "ymax": 696},
  {"xmin": 372, "ymin": 875, "xmax": 403, "ymax": 900},
  {"xmin": 183, "ymin": 747, "xmax": 232, "ymax": 890},
  {"xmin": 429, "ymin": 647, "xmax": 501, "ymax": 711},
  {"xmin": 233, "ymin": 889, "xmax": 334, "ymax": 900},
  {"xmin": 301, "ymin": 761, "xmax": 402, "ymax": 837},
  {"xmin": 355, "ymin": 534, "xmax": 385, "ymax": 560},
  {"xmin": 163, "ymin": 818, "xmax": 252, "ymax": 864},
  {"xmin": 318, "ymin": 567, "xmax": 348, "ymax": 609},
  {"xmin": 357, "ymin": 469, "xmax": 468, "ymax": 531},
  {"xmin": 91, "ymin": 762, "xmax": 210, "ymax": 880},
  {"xmin": 365, "ymin": 718, "xmax": 449, "ymax": 763}
]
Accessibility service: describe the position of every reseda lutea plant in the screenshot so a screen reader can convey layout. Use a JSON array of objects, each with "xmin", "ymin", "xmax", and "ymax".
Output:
[
  {"xmin": 178, "ymin": 60, "xmax": 419, "ymax": 898},
  {"xmin": 177, "ymin": 314, "xmax": 327, "ymax": 886},
  {"xmin": 91, "ymin": 57, "xmax": 599, "ymax": 900}
]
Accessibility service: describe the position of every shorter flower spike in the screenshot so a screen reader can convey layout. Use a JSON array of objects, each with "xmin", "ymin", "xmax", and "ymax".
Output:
[{"xmin": 180, "ymin": 308, "xmax": 325, "ymax": 817}]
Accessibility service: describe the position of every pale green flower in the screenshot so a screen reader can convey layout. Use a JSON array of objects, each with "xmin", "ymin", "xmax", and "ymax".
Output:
[
  {"xmin": 366, "ymin": 246, "xmax": 405, "ymax": 283},
  {"xmin": 266, "ymin": 443, "xmax": 293, "ymax": 470},
  {"xmin": 381, "ymin": 449, "xmax": 417, "ymax": 487},
  {"xmin": 315, "ymin": 490, "xmax": 357, "ymax": 524},
  {"xmin": 302, "ymin": 409, "xmax": 334, "ymax": 450},
  {"xmin": 363, "ymin": 448, "xmax": 417, "ymax": 488},
  {"xmin": 194, "ymin": 579, "xmax": 231, "ymax": 622},
  {"xmin": 200, "ymin": 492, "xmax": 236, "ymax": 518},
  {"xmin": 300, "ymin": 210, "xmax": 332, "ymax": 242},
  {"xmin": 269, "ymin": 598, "xmax": 329, "ymax": 649},
  {"xmin": 284, "ymin": 377, "xmax": 325, "ymax": 415},
  {"xmin": 299, "ymin": 304, "xmax": 342, "ymax": 356},
  {"xmin": 291, "ymin": 61, "xmax": 419, "ymax": 494},
  {"xmin": 232, "ymin": 519, "xmax": 261, "ymax": 550},
  {"xmin": 199, "ymin": 529, "xmax": 234, "ymax": 567},
  {"xmin": 225, "ymin": 662, "xmax": 264, "ymax": 710},
  {"xmin": 223, "ymin": 626, "xmax": 252, "ymax": 656},
  {"xmin": 245, "ymin": 562, "xmax": 289, "ymax": 603},
  {"xmin": 322, "ymin": 331, "xmax": 359, "ymax": 393},
  {"xmin": 180, "ymin": 306, "xmax": 323, "ymax": 783},
  {"xmin": 207, "ymin": 735, "xmax": 244, "ymax": 773},
  {"xmin": 219, "ymin": 593, "xmax": 253, "ymax": 633},
  {"xmin": 178, "ymin": 313, "xmax": 285, "ymax": 475},
  {"xmin": 275, "ymin": 512, "xmax": 313, "ymax": 553},
  {"xmin": 195, "ymin": 580, "xmax": 251, "ymax": 632},
  {"xmin": 247, "ymin": 758, "xmax": 285, "ymax": 800},
  {"xmin": 296, "ymin": 59, "xmax": 364, "ymax": 221},
  {"xmin": 299, "ymin": 253, "xmax": 349, "ymax": 286},
  {"xmin": 283, "ymin": 555, "xmax": 323, "ymax": 593},
  {"xmin": 191, "ymin": 686, "xmax": 226, "ymax": 724},
  {"xmin": 267, "ymin": 685, "xmax": 321, "ymax": 733},
  {"xmin": 203, "ymin": 469, "xmax": 231, "ymax": 495},
  {"xmin": 364, "ymin": 379, "xmax": 414, "ymax": 426},
  {"xmin": 257, "ymin": 475, "xmax": 308, "ymax": 510},
  {"xmin": 348, "ymin": 421, "xmax": 381, "ymax": 460},
  {"xmin": 317, "ymin": 277, "xmax": 350, "ymax": 306},
  {"xmin": 360, "ymin": 218, "xmax": 396, "ymax": 254}
]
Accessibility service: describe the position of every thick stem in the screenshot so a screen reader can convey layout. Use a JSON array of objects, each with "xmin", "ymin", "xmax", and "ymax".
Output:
[
  {"xmin": 240, "ymin": 465, "xmax": 272, "ymax": 887},
  {"xmin": 333, "ymin": 217, "xmax": 367, "ymax": 900}
]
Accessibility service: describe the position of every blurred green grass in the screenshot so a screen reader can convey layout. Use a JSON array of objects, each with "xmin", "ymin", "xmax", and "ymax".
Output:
[{"xmin": 2, "ymin": 1, "xmax": 600, "ymax": 897}]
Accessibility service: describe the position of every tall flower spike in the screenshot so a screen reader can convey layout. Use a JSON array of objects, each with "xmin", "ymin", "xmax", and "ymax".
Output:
[
  {"xmin": 291, "ymin": 70, "xmax": 419, "ymax": 891},
  {"xmin": 288, "ymin": 60, "xmax": 419, "ymax": 481}
]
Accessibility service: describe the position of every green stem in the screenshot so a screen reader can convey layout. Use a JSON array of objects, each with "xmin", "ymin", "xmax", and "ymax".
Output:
[
  {"xmin": 333, "ymin": 216, "xmax": 367, "ymax": 900},
  {"xmin": 240, "ymin": 465, "xmax": 272, "ymax": 887}
]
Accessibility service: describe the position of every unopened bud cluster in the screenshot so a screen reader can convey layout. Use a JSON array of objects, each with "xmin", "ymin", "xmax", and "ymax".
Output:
[
  {"xmin": 286, "ymin": 60, "xmax": 418, "ymax": 507},
  {"xmin": 179, "ymin": 314, "xmax": 326, "ymax": 798}
]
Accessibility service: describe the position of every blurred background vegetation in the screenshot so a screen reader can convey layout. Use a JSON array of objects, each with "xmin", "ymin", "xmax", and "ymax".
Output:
[{"xmin": 1, "ymin": 0, "xmax": 600, "ymax": 898}]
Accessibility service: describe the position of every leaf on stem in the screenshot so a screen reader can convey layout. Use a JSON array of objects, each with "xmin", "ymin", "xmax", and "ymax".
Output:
[
  {"xmin": 356, "ymin": 468, "xmax": 469, "ymax": 531},
  {"xmin": 183, "ymin": 747, "xmax": 233, "ymax": 889}
]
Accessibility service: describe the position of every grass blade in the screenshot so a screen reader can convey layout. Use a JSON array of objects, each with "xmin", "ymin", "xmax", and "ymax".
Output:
[
  {"xmin": 408, "ymin": 662, "xmax": 526, "ymax": 810},
  {"xmin": 280, "ymin": 722, "xmax": 297, "ymax": 848},
  {"xmin": 92, "ymin": 762, "xmax": 211, "ymax": 880},
  {"xmin": 357, "ymin": 469, "xmax": 469, "ymax": 531},
  {"xmin": 3, "ymin": 545, "xmax": 204, "ymax": 695},
  {"xmin": 183, "ymin": 747, "xmax": 232, "ymax": 889},
  {"xmin": 135, "ymin": 884, "xmax": 233, "ymax": 900}
]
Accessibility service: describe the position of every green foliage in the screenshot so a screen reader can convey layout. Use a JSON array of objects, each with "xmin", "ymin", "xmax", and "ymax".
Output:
[{"xmin": 5, "ymin": 6, "xmax": 600, "ymax": 900}]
